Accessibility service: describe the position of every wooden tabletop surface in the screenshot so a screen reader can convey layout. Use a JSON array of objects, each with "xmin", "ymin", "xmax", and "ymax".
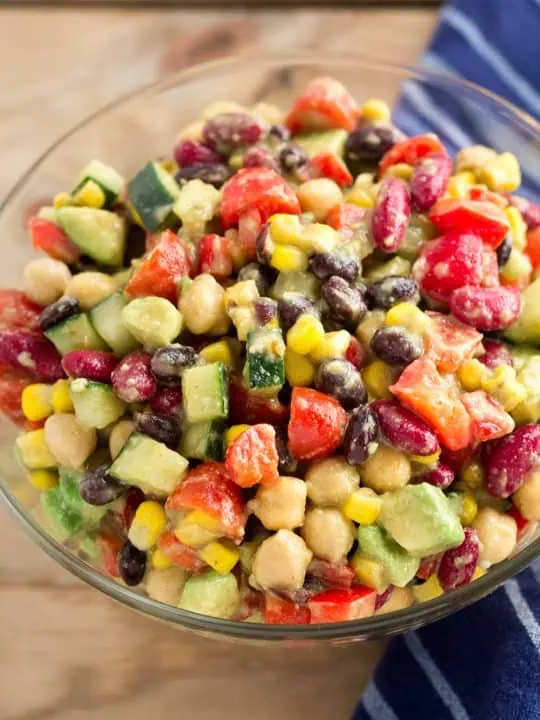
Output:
[{"xmin": 0, "ymin": 7, "xmax": 437, "ymax": 720}]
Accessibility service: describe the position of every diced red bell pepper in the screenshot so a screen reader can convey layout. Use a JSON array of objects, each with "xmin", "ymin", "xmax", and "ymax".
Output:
[
  {"xmin": 425, "ymin": 312, "xmax": 483, "ymax": 373},
  {"xmin": 228, "ymin": 374, "xmax": 289, "ymax": 426},
  {"xmin": 416, "ymin": 554, "xmax": 443, "ymax": 581},
  {"xmin": 508, "ymin": 505, "xmax": 535, "ymax": 542},
  {"xmin": 468, "ymin": 186, "xmax": 508, "ymax": 209},
  {"xmin": 390, "ymin": 357, "xmax": 473, "ymax": 451},
  {"xmin": 264, "ymin": 593, "xmax": 311, "ymax": 625},
  {"xmin": 0, "ymin": 290, "xmax": 42, "ymax": 331},
  {"xmin": 525, "ymin": 226, "xmax": 540, "ymax": 269},
  {"xmin": 288, "ymin": 387, "xmax": 347, "ymax": 461},
  {"xmin": 220, "ymin": 168, "xmax": 301, "ymax": 230},
  {"xmin": 325, "ymin": 203, "xmax": 367, "ymax": 242},
  {"xmin": 198, "ymin": 233, "xmax": 233, "ymax": 278},
  {"xmin": 307, "ymin": 586, "xmax": 376, "ymax": 624},
  {"xmin": 379, "ymin": 135, "xmax": 448, "ymax": 175},
  {"xmin": 119, "ymin": 487, "xmax": 145, "ymax": 531},
  {"xmin": 481, "ymin": 248, "xmax": 500, "ymax": 288},
  {"xmin": 308, "ymin": 559, "xmax": 355, "ymax": 590},
  {"xmin": 305, "ymin": 152, "xmax": 353, "ymax": 188},
  {"xmin": 285, "ymin": 76, "xmax": 357, "ymax": 135},
  {"xmin": 461, "ymin": 391, "xmax": 515, "ymax": 443},
  {"xmin": 28, "ymin": 217, "xmax": 81, "ymax": 264},
  {"xmin": 157, "ymin": 532, "xmax": 207, "ymax": 573},
  {"xmin": 0, "ymin": 377, "xmax": 31, "ymax": 427},
  {"xmin": 344, "ymin": 336, "xmax": 368, "ymax": 370},
  {"xmin": 166, "ymin": 462, "xmax": 246, "ymax": 541},
  {"xmin": 97, "ymin": 532, "xmax": 123, "ymax": 578},
  {"xmin": 428, "ymin": 198, "xmax": 510, "ymax": 249},
  {"xmin": 125, "ymin": 229, "xmax": 191, "ymax": 303},
  {"xmin": 225, "ymin": 423, "xmax": 279, "ymax": 488}
]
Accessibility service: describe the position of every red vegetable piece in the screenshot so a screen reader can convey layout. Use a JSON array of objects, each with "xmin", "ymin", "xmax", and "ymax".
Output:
[
  {"xmin": 288, "ymin": 387, "xmax": 347, "ymax": 461},
  {"xmin": 344, "ymin": 336, "xmax": 368, "ymax": 370},
  {"xmin": 424, "ymin": 312, "xmax": 483, "ymax": 373},
  {"xmin": 28, "ymin": 217, "xmax": 81, "ymax": 264},
  {"xmin": 264, "ymin": 593, "xmax": 311, "ymax": 625},
  {"xmin": 450, "ymin": 285, "xmax": 523, "ymax": 332},
  {"xmin": 157, "ymin": 532, "xmax": 207, "ymax": 573},
  {"xmin": 525, "ymin": 226, "xmax": 540, "ymax": 269},
  {"xmin": 0, "ymin": 290, "xmax": 42, "ymax": 332},
  {"xmin": 0, "ymin": 330, "xmax": 64, "ymax": 382},
  {"xmin": 468, "ymin": 186, "xmax": 508, "ymax": 209},
  {"xmin": 198, "ymin": 233, "xmax": 233, "ymax": 279},
  {"xmin": 416, "ymin": 553, "xmax": 443, "ymax": 581},
  {"xmin": 228, "ymin": 374, "xmax": 289, "ymax": 426},
  {"xmin": 307, "ymin": 586, "xmax": 376, "ymax": 624},
  {"xmin": 462, "ymin": 391, "xmax": 515, "ymax": 443},
  {"xmin": 285, "ymin": 76, "xmax": 357, "ymax": 135},
  {"xmin": 379, "ymin": 134, "xmax": 447, "ymax": 175},
  {"xmin": 307, "ymin": 559, "xmax": 355, "ymax": 590},
  {"xmin": 125, "ymin": 230, "xmax": 191, "ymax": 303},
  {"xmin": 166, "ymin": 462, "xmax": 246, "ymax": 541},
  {"xmin": 119, "ymin": 487, "xmax": 145, "ymax": 531},
  {"xmin": 325, "ymin": 203, "xmax": 367, "ymax": 243},
  {"xmin": 225, "ymin": 424, "xmax": 279, "ymax": 488},
  {"xmin": 0, "ymin": 377, "xmax": 31, "ymax": 427},
  {"xmin": 306, "ymin": 152, "xmax": 353, "ymax": 188},
  {"xmin": 98, "ymin": 532, "xmax": 123, "ymax": 578},
  {"xmin": 429, "ymin": 198, "xmax": 510, "ymax": 249},
  {"xmin": 508, "ymin": 505, "xmax": 535, "ymax": 542}
]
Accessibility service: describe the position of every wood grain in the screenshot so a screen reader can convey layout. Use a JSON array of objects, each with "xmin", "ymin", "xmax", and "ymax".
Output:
[{"xmin": 0, "ymin": 7, "xmax": 436, "ymax": 720}]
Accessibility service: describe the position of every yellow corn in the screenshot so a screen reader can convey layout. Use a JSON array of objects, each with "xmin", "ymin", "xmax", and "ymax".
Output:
[
  {"xmin": 151, "ymin": 548, "xmax": 174, "ymax": 570},
  {"xmin": 500, "ymin": 248, "xmax": 532, "ymax": 283},
  {"xmin": 175, "ymin": 522, "xmax": 219, "ymax": 548},
  {"xmin": 225, "ymin": 424, "xmax": 250, "ymax": 447},
  {"xmin": 269, "ymin": 214, "xmax": 302, "ymax": 245},
  {"xmin": 460, "ymin": 489, "xmax": 478, "ymax": 526},
  {"xmin": 361, "ymin": 98, "xmax": 391, "ymax": 123},
  {"xmin": 384, "ymin": 163, "xmax": 414, "ymax": 181},
  {"xmin": 72, "ymin": 180, "xmax": 106, "ymax": 209},
  {"xmin": 384, "ymin": 303, "xmax": 429, "ymax": 335},
  {"xmin": 410, "ymin": 450, "xmax": 441, "ymax": 466},
  {"xmin": 458, "ymin": 359, "xmax": 491, "ymax": 392},
  {"xmin": 159, "ymin": 158, "xmax": 176, "ymax": 173},
  {"xmin": 53, "ymin": 192, "xmax": 72, "ymax": 209},
  {"xmin": 413, "ymin": 574, "xmax": 444, "ymax": 603},
  {"xmin": 16, "ymin": 429, "xmax": 57, "ymax": 470},
  {"xmin": 201, "ymin": 339, "xmax": 235, "ymax": 368},
  {"xmin": 128, "ymin": 501, "xmax": 167, "ymax": 551},
  {"xmin": 183, "ymin": 509, "xmax": 222, "ymax": 533},
  {"xmin": 285, "ymin": 348, "xmax": 316, "ymax": 387},
  {"xmin": 473, "ymin": 566, "xmax": 487, "ymax": 581},
  {"xmin": 224, "ymin": 280, "xmax": 259, "ymax": 309},
  {"xmin": 287, "ymin": 313, "xmax": 325, "ymax": 355},
  {"xmin": 310, "ymin": 330, "xmax": 351, "ymax": 363},
  {"xmin": 461, "ymin": 459, "xmax": 484, "ymax": 489},
  {"xmin": 342, "ymin": 488, "xmax": 382, "ymax": 525},
  {"xmin": 127, "ymin": 202, "xmax": 145, "ymax": 227},
  {"xmin": 481, "ymin": 364, "xmax": 527, "ymax": 412},
  {"xmin": 301, "ymin": 224, "xmax": 340, "ymax": 254},
  {"xmin": 351, "ymin": 554, "xmax": 387, "ymax": 590},
  {"xmin": 51, "ymin": 379, "xmax": 74, "ymax": 413},
  {"xmin": 505, "ymin": 206, "xmax": 527, "ymax": 251},
  {"xmin": 199, "ymin": 541, "xmax": 240, "ymax": 575},
  {"xmin": 21, "ymin": 383, "xmax": 54, "ymax": 422},
  {"xmin": 479, "ymin": 152, "xmax": 521, "ymax": 192},
  {"xmin": 362, "ymin": 360, "xmax": 395, "ymax": 400},
  {"xmin": 446, "ymin": 171, "xmax": 475, "ymax": 199},
  {"xmin": 346, "ymin": 187, "xmax": 375, "ymax": 208},
  {"xmin": 28, "ymin": 469, "xmax": 58, "ymax": 491},
  {"xmin": 270, "ymin": 244, "xmax": 309, "ymax": 272}
]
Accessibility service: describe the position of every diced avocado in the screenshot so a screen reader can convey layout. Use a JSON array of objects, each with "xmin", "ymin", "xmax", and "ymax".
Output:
[
  {"xmin": 56, "ymin": 206, "xmax": 126, "ymax": 266},
  {"xmin": 512, "ymin": 355, "xmax": 540, "ymax": 423},
  {"xmin": 90, "ymin": 291, "xmax": 139, "ymax": 356},
  {"xmin": 41, "ymin": 488, "xmax": 84, "ymax": 539},
  {"xmin": 295, "ymin": 129, "xmax": 348, "ymax": 158},
  {"xmin": 178, "ymin": 571, "xmax": 240, "ymax": 619},
  {"xmin": 244, "ymin": 328, "xmax": 285, "ymax": 394},
  {"xmin": 72, "ymin": 160, "xmax": 126, "ymax": 207},
  {"xmin": 121, "ymin": 297, "xmax": 183, "ymax": 351},
  {"xmin": 69, "ymin": 379, "xmax": 126, "ymax": 429},
  {"xmin": 379, "ymin": 483, "xmax": 465, "ymax": 557},
  {"xmin": 109, "ymin": 432, "xmax": 188, "ymax": 496},
  {"xmin": 16, "ymin": 429, "xmax": 57, "ymax": 470},
  {"xmin": 45, "ymin": 313, "xmax": 108, "ymax": 354},
  {"xmin": 181, "ymin": 419, "xmax": 225, "ymax": 461},
  {"xmin": 366, "ymin": 256, "xmax": 412, "ymax": 283},
  {"xmin": 58, "ymin": 466, "xmax": 109, "ymax": 526},
  {"xmin": 357, "ymin": 525, "xmax": 419, "ymax": 588},
  {"xmin": 127, "ymin": 161, "xmax": 180, "ymax": 232},
  {"xmin": 182, "ymin": 363, "xmax": 228, "ymax": 424},
  {"xmin": 505, "ymin": 277, "xmax": 540, "ymax": 345},
  {"xmin": 173, "ymin": 179, "xmax": 221, "ymax": 238},
  {"xmin": 271, "ymin": 273, "xmax": 321, "ymax": 302},
  {"xmin": 510, "ymin": 345, "xmax": 537, "ymax": 371}
]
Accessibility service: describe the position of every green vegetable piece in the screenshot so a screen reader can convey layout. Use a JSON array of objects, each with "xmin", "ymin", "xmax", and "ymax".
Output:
[
  {"xmin": 45, "ymin": 313, "xmax": 109, "ymax": 355},
  {"xmin": 56, "ymin": 206, "xmax": 126, "ymax": 266},
  {"xmin": 357, "ymin": 525, "xmax": 419, "ymax": 588},
  {"xmin": 69, "ymin": 379, "xmax": 126, "ymax": 429},
  {"xmin": 172, "ymin": 179, "xmax": 221, "ymax": 239},
  {"xmin": 127, "ymin": 161, "xmax": 180, "ymax": 232},
  {"xmin": 182, "ymin": 363, "xmax": 228, "ymax": 424},
  {"xmin": 72, "ymin": 160, "xmax": 126, "ymax": 207},
  {"xmin": 505, "ymin": 277, "xmax": 540, "ymax": 345},
  {"xmin": 295, "ymin": 129, "xmax": 348, "ymax": 158},
  {"xmin": 178, "ymin": 571, "xmax": 240, "ymax": 619},
  {"xmin": 41, "ymin": 487, "xmax": 84, "ymax": 539},
  {"xmin": 244, "ymin": 328, "xmax": 285, "ymax": 393},
  {"xmin": 180, "ymin": 420, "xmax": 225, "ymax": 461},
  {"xmin": 122, "ymin": 297, "xmax": 183, "ymax": 351},
  {"xmin": 367, "ymin": 256, "xmax": 412, "ymax": 283},
  {"xmin": 90, "ymin": 291, "xmax": 139, "ymax": 356},
  {"xmin": 271, "ymin": 272, "xmax": 321, "ymax": 302}
]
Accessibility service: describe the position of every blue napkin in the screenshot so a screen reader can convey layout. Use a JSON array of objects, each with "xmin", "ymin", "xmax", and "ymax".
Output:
[{"xmin": 353, "ymin": 2, "xmax": 540, "ymax": 718}]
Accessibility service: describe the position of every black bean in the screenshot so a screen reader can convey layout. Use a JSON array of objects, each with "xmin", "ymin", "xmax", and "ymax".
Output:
[
  {"xmin": 38, "ymin": 296, "xmax": 81, "ymax": 332},
  {"xmin": 370, "ymin": 326, "xmax": 423, "ymax": 365},
  {"xmin": 368, "ymin": 276, "xmax": 420, "ymax": 310},
  {"xmin": 497, "ymin": 234, "xmax": 512, "ymax": 268},
  {"xmin": 254, "ymin": 297, "xmax": 278, "ymax": 327},
  {"xmin": 118, "ymin": 541, "xmax": 147, "ymax": 586},
  {"xmin": 277, "ymin": 293, "xmax": 319, "ymax": 333},
  {"xmin": 175, "ymin": 163, "xmax": 232, "ymax": 189},
  {"xmin": 343, "ymin": 405, "xmax": 379, "ymax": 465},
  {"xmin": 255, "ymin": 223, "xmax": 274, "ymax": 264},
  {"xmin": 151, "ymin": 344, "xmax": 198, "ymax": 386},
  {"xmin": 275, "ymin": 427, "xmax": 298, "ymax": 474},
  {"xmin": 322, "ymin": 276, "xmax": 367, "ymax": 329},
  {"xmin": 80, "ymin": 464, "xmax": 124, "ymax": 506},
  {"xmin": 344, "ymin": 122, "xmax": 402, "ymax": 172},
  {"xmin": 279, "ymin": 143, "xmax": 309, "ymax": 173},
  {"xmin": 238, "ymin": 263, "xmax": 275, "ymax": 295},
  {"xmin": 315, "ymin": 359, "xmax": 367, "ymax": 410},
  {"xmin": 134, "ymin": 411, "xmax": 181, "ymax": 448},
  {"xmin": 268, "ymin": 124, "xmax": 291, "ymax": 143},
  {"xmin": 309, "ymin": 252, "xmax": 360, "ymax": 283}
]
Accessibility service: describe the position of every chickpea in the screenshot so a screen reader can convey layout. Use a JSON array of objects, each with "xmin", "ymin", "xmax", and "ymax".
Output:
[
  {"xmin": 297, "ymin": 179, "xmax": 343, "ymax": 222},
  {"xmin": 23, "ymin": 258, "xmax": 71, "ymax": 306},
  {"xmin": 64, "ymin": 272, "xmax": 116, "ymax": 311},
  {"xmin": 473, "ymin": 507, "xmax": 517, "ymax": 566},
  {"xmin": 251, "ymin": 530, "xmax": 312, "ymax": 591},
  {"xmin": 179, "ymin": 274, "xmax": 227, "ymax": 334},
  {"xmin": 513, "ymin": 470, "xmax": 540, "ymax": 522},
  {"xmin": 360, "ymin": 444, "xmax": 411, "ymax": 493},
  {"xmin": 376, "ymin": 587, "xmax": 414, "ymax": 615},
  {"xmin": 302, "ymin": 508, "xmax": 355, "ymax": 564},
  {"xmin": 249, "ymin": 476, "xmax": 307, "ymax": 530},
  {"xmin": 109, "ymin": 419, "xmax": 134, "ymax": 459},
  {"xmin": 44, "ymin": 413, "xmax": 97, "ymax": 469},
  {"xmin": 305, "ymin": 456, "xmax": 360, "ymax": 507},
  {"xmin": 455, "ymin": 144, "xmax": 497, "ymax": 174},
  {"xmin": 145, "ymin": 567, "xmax": 186, "ymax": 605}
]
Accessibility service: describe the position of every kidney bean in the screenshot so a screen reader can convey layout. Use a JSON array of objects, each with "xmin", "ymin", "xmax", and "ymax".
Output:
[
  {"xmin": 134, "ymin": 411, "xmax": 181, "ymax": 448},
  {"xmin": 238, "ymin": 263, "xmax": 275, "ymax": 296},
  {"xmin": 62, "ymin": 350, "xmax": 118, "ymax": 382},
  {"xmin": 279, "ymin": 143, "xmax": 309, "ymax": 173},
  {"xmin": 150, "ymin": 386, "xmax": 183, "ymax": 417},
  {"xmin": 438, "ymin": 528, "xmax": 480, "ymax": 591},
  {"xmin": 278, "ymin": 294, "xmax": 319, "ymax": 333},
  {"xmin": 38, "ymin": 296, "xmax": 80, "ymax": 332},
  {"xmin": 368, "ymin": 276, "xmax": 420, "ymax": 310},
  {"xmin": 243, "ymin": 146, "xmax": 279, "ymax": 172},
  {"xmin": 309, "ymin": 252, "xmax": 360, "ymax": 283},
  {"xmin": 422, "ymin": 462, "xmax": 455, "ymax": 490},
  {"xmin": 478, "ymin": 339, "xmax": 513, "ymax": 370},
  {"xmin": 344, "ymin": 123, "xmax": 401, "ymax": 171},
  {"xmin": 322, "ymin": 276, "xmax": 367, "ymax": 328},
  {"xmin": 343, "ymin": 405, "xmax": 379, "ymax": 465},
  {"xmin": 175, "ymin": 163, "xmax": 232, "ymax": 189},
  {"xmin": 375, "ymin": 585, "xmax": 394, "ymax": 611},
  {"xmin": 450, "ymin": 285, "xmax": 523, "ymax": 331},
  {"xmin": 410, "ymin": 152, "xmax": 453, "ymax": 212},
  {"xmin": 371, "ymin": 177, "xmax": 411, "ymax": 254},
  {"xmin": 0, "ymin": 329, "xmax": 64, "ymax": 381},
  {"xmin": 370, "ymin": 326, "xmax": 423, "ymax": 366},
  {"xmin": 485, "ymin": 423, "xmax": 540, "ymax": 498},
  {"xmin": 275, "ymin": 427, "xmax": 298, "ymax": 474},
  {"xmin": 416, "ymin": 554, "xmax": 442, "ymax": 580},
  {"xmin": 203, "ymin": 113, "xmax": 265, "ymax": 155},
  {"xmin": 315, "ymin": 359, "xmax": 367, "ymax": 410},
  {"xmin": 118, "ymin": 540, "xmax": 147, "ymax": 586},
  {"xmin": 112, "ymin": 351, "xmax": 157, "ymax": 403},
  {"xmin": 253, "ymin": 297, "xmax": 278, "ymax": 326},
  {"xmin": 80, "ymin": 464, "xmax": 124, "ymax": 506},
  {"xmin": 255, "ymin": 222, "xmax": 273, "ymax": 264},
  {"xmin": 173, "ymin": 139, "xmax": 224, "ymax": 168},
  {"xmin": 151, "ymin": 344, "xmax": 198, "ymax": 387},
  {"xmin": 372, "ymin": 399, "xmax": 440, "ymax": 456},
  {"xmin": 496, "ymin": 234, "xmax": 512, "ymax": 268}
]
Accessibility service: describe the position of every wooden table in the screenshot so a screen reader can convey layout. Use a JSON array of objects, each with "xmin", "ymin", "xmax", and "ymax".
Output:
[{"xmin": 0, "ymin": 7, "xmax": 436, "ymax": 719}]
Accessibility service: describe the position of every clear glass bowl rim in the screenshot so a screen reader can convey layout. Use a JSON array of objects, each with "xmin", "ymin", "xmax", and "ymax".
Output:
[{"xmin": 1, "ymin": 51, "xmax": 539, "ymax": 642}]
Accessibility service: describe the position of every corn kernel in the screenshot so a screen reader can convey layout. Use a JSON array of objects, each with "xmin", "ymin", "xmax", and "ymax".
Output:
[
  {"xmin": 287, "ymin": 313, "xmax": 325, "ymax": 355},
  {"xmin": 16, "ymin": 429, "xmax": 57, "ymax": 470},
  {"xmin": 410, "ymin": 450, "xmax": 441, "ymax": 466},
  {"xmin": 21, "ymin": 383, "xmax": 54, "ymax": 422},
  {"xmin": 472, "ymin": 566, "xmax": 487, "ymax": 581},
  {"xmin": 384, "ymin": 303, "xmax": 429, "ymax": 335},
  {"xmin": 461, "ymin": 460, "xmax": 484, "ymax": 489},
  {"xmin": 361, "ymin": 98, "xmax": 391, "ymax": 123},
  {"xmin": 383, "ymin": 163, "xmax": 414, "ymax": 181},
  {"xmin": 51, "ymin": 379, "xmax": 74, "ymax": 413},
  {"xmin": 270, "ymin": 244, "xmax": 309, "ymax": 273},
  {"xmin": 225, "ymin": 424, "xmax": 250, "ymax": 447},
  {"xmin": 346, "ymin": 187, "xmax": 374, "ymax": 208},
  {"xmin": 224, "ymin": 280, "xmax": 259, "ymax": 309},
  {"xmin": 310, "ymin": 330, "xmax": 351, "ymax": 363},
  {"xmin": 479, "ymin": 152, "xmax": 521, "ymax": 192},
  {"xmin": 285, "ymin": 348, "xmax": 316, "ymax": 387},
  {"xmin": 72, "ymin": 180, "xmax": 106, "ymax": 209},
  {"xmin": 175, "ymin": 521, "xmax": 219, "ymax": 548},
  {"xmin": 301, "ymin": 223, "xmax": 340, "ymax": 254},
  {"xmin": 128, "ymin": 501, "xmax": 167, "ymax": 551},
  {"xmin": 446, "ymin": 171, "xmax": 475, "ymax": 198},
  {"xmin": 28, "ymin": 469, "xmax": 58, "ymax": 491},
  {"xmin": 413, "ymin": 574, "xmax": 444, "ymax": 603},
  {"xmin": 505, "ymin": 206, "xmax": 527, "ymax": 251},
  {"xmin": 481, "ymin": 364, "xmax": 527, "ymax": 411},
  {"xmin": 343, "ymin": 488, "xmax": 382, "ymax": 525},
  {"xmin": 460, "ymin": 489, "xmax": 478, "ymax": 526},
  {"xmin": 53, "ymin": 192, "xmax": 72, "ymax": 209},
  {"xmin": 183, "ymin": 509, "xmax": 222, "ymax": 533},
  {"xmin": 151, "ymin": 548, "xmax": 174, "ymax": 570},
  {"xmin": 201, "ymin": 339, "xmax": 235, "ymax": 368},
  {"xmin": 458, "ymin": 359, "xmax": 492, "ymax": 392},
  {"xmin": 159, "ymin": 158, "xmax": 176, "ymax": 173},
  {"xmin": 269, "ymin": 214, "xmax": 302, "ymax": 245},
  {"xmin": 351, "ymin": 554, "xmax": 387, "ymax": 590},
  {"xmin": 362, "ymin": 360, "xmax": 395, "ymax": 400},
  {"xmin": 500, "ymin": 248, "xmax": 532, "ymax": 283},
  {"xmin": 199, "ymin": 541, "xmax": 240, "ymax": 575}
]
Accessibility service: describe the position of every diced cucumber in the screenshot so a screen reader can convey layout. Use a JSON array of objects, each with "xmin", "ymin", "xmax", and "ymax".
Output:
[
  {"xmin": 109, "ymin": 433, "xmax": 188, "ymax": 496},
  {"xmin": 295, "ymin": 129, "xmax": 348, "ymax": 158},
  {"xmin": 244, "ymin": 328, "xmax": 285, "ymax": 394},
  {"xmin": 56, "ymin": 207, "xmax": 126, "ymax": 266},
  {"xmin": 70, "ymin": 379, "xmax": 126, "ymax": 429},
  {"xmin": 271, "ymin": 272, "xmax": 321, "ymax": 302},
  {"xmin": 127, "ymin": 161, "xmax": 180, "ymax": 232},
  {"xmin": 178, "ymin": 571, "xmax": 240, "ymax": 619},
  {"xmin": 90, "ymin": 291, "xmax": 139, "ymax": 356},
  {"xmin": 72, "ymin": 160, "xmax": 126, "ymax": 207},
  {"xmin": 366, "ymin": 256, "xmax": 412, "ymax": 283},
  {"xmin": 36, "ymin": 206, "xmax": 59, "ymax": 224},
  {"xmin": 181, "ymin": 420, "xmax": 225, "ymax": 461},
  {"xmin": 45, "ymin": 313, "xmax": 108, "ymax": 354},
  {"xmin": 121, "ymin": 297, "xmax": 183, "ymax": 351},
  {"xmin": 182, "ymin": 363, "xmax": 228, "ymax": 424}
]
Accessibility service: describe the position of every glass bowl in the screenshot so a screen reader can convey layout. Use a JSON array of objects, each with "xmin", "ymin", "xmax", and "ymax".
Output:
[{"xmin": 1, "ymin": 53, "xmax": 539, "ymax": 645}]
